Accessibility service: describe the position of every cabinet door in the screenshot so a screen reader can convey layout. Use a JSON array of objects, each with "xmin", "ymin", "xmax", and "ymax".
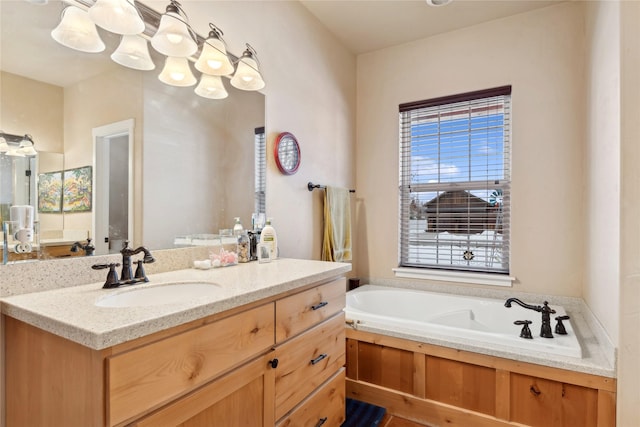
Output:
[{"xmin": 132, "ymin": 352, "xmax": 276, "ymax": 427}]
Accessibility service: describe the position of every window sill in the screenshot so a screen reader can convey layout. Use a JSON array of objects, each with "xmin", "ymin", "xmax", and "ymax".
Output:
[{"xmin": 392, "ymin": 267, "xmax": 515, "ymax": 287}]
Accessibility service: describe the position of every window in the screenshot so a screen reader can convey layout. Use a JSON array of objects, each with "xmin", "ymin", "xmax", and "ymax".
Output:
[
  {"xmin": 399, "ymin": 86, "xmax": 511, "ymax": 274},
  {"xmin": 254, "ymin": 127, "xmax": 266, "ymax": 215}
]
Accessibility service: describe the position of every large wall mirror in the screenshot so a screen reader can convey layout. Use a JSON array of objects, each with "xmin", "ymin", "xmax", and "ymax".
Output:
[{"xmin": 0, "ymin": 0, "xmax": 266, "ymax": 262}]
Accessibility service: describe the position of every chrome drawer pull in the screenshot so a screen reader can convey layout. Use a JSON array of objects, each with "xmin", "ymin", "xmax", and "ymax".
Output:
[
  {"xmin": 316, "ymin": 417, "xmax": 328, "ymax": 427},
  {"xmin": 310, "ymin": 353, "xmax": 328, "ymax": 365},
  {"xmin": 311, "ymin": 301, "xmax": 328, "ymax": 311}
]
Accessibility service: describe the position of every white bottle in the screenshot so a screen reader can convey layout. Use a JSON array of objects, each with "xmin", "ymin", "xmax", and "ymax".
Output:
[
  {"xmin": 260, "ymin": 218, "xmax": 278, "ymax": 259},
  {"xmin": 233, "ymin": 217, "xmax": 244, "ymax": 236}
]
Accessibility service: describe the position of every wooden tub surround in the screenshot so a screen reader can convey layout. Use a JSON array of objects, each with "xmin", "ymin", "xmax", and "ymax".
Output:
[{"xmin": 346, "ymin": 329, "xmax": 616, "ymax": 427}]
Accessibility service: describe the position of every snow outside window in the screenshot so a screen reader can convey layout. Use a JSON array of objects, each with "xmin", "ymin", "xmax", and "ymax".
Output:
[{"xmin": 399, "ymin": 86, "xmax": 511, "ymax": 274}]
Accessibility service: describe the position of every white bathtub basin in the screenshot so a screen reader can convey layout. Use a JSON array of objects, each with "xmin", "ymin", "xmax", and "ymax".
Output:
[
  {"xmin": 95, "ymin": 282, "xmax": 222, "ymax": 308},
  {"xmin": 345, "ymin": 285, "xmax": 583, "ymax": 359}
]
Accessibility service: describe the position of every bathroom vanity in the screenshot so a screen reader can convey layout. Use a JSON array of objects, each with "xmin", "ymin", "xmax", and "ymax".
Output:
[{"xmin": 1, "ymin": 259, "xmax": 349, "ymax": 427}]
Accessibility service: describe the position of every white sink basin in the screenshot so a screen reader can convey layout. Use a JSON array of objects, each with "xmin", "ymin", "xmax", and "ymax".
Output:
[{"xmin": 95, "ymin": 282, "xmax": 222, "ymax": 308}]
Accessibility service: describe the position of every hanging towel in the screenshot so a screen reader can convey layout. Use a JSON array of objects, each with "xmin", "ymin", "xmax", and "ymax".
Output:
[{"xmin": 322, "ymin": 186, "xmax": 352, "ymax": 262}]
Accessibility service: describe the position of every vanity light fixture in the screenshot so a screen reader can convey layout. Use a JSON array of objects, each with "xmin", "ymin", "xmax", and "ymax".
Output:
[
  {"xmin": 0, "ymin": 133, "xmax": 37, "ymax": 157},
  {"xmin": 195, "ymin": 74, "xmax": 228, "ymax": 99},
  {"xmin": 230, "ymin": 44, "xmax": 266, "ymax": 91},
  {"xmin": 151, "ymin": 0, "xmax": 197, "ymax": 58},
  {"xmin": 88, "ymin": 0, "xmax": 145, "ymax": 35},
  {"xmin": 158, "ymin": 56, "xmax": 196, "ymax": 86},
  {"xmin": 425, "ymin": 0, "xmax": 453, "ymax": 6},
  {"xmin": 111, "ymin": 34, "xmax": 155, "ymax": 70},
  {"xmin": 195, "ymin": 24, "xmax": 234, "ymax": 76},
  {"xmin": 51, "ymin": 5, "xmax": 106, "ymax": 53}
]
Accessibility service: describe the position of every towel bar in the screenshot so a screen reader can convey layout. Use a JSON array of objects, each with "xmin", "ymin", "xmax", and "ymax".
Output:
[{"xmin": 307, "ymin": 182, "xmax": 355, "ymax": 193}]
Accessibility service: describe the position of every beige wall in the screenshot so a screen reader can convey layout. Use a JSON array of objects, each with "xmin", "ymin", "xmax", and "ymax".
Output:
[
  {"xmin": 619, "ymin": 1, "xmax": 640, "ymax": 425},
  {"xmin": 175, "ymin": 0, "xmax": 357, "ymax": 260},
  {"xmin": 356, "ymin": 2, "xmax": 586, "ymax": 297},
  {"xmin": 63, "ymin": 68, "xmax": 144, "ymax": 242},
  {"xmin": 0, "ymin": 71, "xmax": 63, "ymax": 153},
  {"xmin": 584, "ymin": 0, "xmax": 620, "ymax": 346}
]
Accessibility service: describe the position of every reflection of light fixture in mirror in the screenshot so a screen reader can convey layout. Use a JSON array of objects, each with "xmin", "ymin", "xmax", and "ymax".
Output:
[
  {"xmin": 18, "ymin": 135, "xmax": 38, "ymax": 157},
  {"xmin": 51, "ymin": 6, "xmax": 105, "ymax": 53},
  {"xmin": 111, "ymin": 35, "xmax": 155, "ymax": 70},
  {"xmin": 158, "ymin": 56, "xmax": 196, "ymax": 86},
  {"xmin": 151, "ymin": 0, "xmax": 197, "ymax": 57},
  {"xmin": 195, "ymin": 24, "xmax": 234, "ymax": 76},
  {"xmin": 230, "ymin": 44, "xmax": 265, "ymax": 91},
  {"xmin": 0, "ymin": 136, "xmax": 8, "ymax": 153},
  {"xmin": 195, "ymin": 74, "xmax": 228, "ymax": 99},
  {"xmin": 89, "ymin": 0, "xmax": 145, "ymax": 35},
  {"xmin": 426, "ymin": 0, "xmax": 453, "ymax": 5}
]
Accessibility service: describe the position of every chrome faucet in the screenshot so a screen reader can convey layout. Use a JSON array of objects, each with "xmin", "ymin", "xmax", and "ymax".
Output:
[
  {"xmin": 120, "ymin": 240, "xmax": 155, "ymax": 282},
  {"xmin": 504, "ymin": 298, "xmax": 556, "ymax": 338}
]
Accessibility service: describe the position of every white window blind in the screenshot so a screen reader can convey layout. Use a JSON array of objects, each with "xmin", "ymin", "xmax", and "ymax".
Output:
[
  {"xmin": 254, "ymin": 127, "xmax": 266, "ymax": 215},
  {"xmin": 399, "ymin": 86, "xmax": 511, "ymax": 274}
]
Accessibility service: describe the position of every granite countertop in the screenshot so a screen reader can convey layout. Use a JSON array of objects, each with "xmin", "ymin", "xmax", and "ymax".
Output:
[{"xmin": 0, "ymin": 258, "xmax": 351, "ymax": 350}]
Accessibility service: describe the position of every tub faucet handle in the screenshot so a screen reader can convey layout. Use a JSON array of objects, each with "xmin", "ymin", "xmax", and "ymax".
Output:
[
  {"xmin": 514, "ymin": 320, "xmax": 533, "ymax": 339},
  {"xmin": 555, "ymin": 315, "xmax": 570, "ymax": 335}
]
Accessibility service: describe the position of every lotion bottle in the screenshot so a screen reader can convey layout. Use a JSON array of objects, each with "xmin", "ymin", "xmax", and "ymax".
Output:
[{"xmin": 260, "ymin": 218, "xmax": 278, "ymax": 259}]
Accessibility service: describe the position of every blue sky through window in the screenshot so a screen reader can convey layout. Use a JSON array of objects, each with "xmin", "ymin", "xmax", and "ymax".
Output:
[{"xmin": 409, "ymin": 111, "xmax": 505, "ymax": 204}]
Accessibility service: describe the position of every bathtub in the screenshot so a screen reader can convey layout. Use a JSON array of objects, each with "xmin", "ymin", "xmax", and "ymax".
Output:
[{"xmin": 345, "ymin": 285, "xmax": 582, "ymax": 359}]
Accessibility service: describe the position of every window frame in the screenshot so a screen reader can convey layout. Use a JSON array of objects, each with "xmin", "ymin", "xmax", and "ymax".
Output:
[{"xmin": 398, "ymin": 86, "xmax": 512, "ymax": 278}]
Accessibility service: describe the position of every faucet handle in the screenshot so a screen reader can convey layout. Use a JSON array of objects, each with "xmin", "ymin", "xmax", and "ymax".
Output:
[
  {"xmin": 92, "ymin": 263, "xmax": 121, "ymax": 288},
  {"xmin": 514, "ymin": 320, "xmax": 533, "ymax": 339},
  {"xmin": 134, "ymin": 260, "xmax": 150, "ymax": 282},
  {"xmin": 555, "ymin": 315, "xmax": 570, "ymax": 335}
]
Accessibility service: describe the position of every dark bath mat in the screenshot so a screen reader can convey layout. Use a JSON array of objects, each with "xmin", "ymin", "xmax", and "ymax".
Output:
[{"xmin": 341, "ymin": 398, "xmax": 387, "ymax": 427}]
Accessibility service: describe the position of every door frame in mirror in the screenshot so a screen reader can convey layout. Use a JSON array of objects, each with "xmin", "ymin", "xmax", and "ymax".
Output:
[{"xmin": 92, "ymin": 119, "xmax": 135, "ymax": 255}]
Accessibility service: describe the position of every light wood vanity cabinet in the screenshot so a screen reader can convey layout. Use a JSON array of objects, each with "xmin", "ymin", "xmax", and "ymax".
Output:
[{"xmin": 4, "ymin": 276, "xmax": 347, "ymax": 427}]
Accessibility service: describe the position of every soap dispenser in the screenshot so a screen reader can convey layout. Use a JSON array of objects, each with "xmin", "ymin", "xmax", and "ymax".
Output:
[
  {"xmin": 233, "ymin": 217, "xmax": 244, "ymax": 236},
  {"xmin": 259, "ymin": 218, "xmax": 278, "ymax": 259}
]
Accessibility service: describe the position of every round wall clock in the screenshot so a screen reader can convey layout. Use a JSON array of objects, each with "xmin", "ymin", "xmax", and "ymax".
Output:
[{"xmin": 274, "ymin": 132, "xmax": 301, "ymax": 175}]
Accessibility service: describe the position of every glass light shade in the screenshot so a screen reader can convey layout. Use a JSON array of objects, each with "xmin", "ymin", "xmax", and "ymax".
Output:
[
  {"xmin": 195, "ymin": 74, "xmax": 228, "ymax": 99},
  {"xmin": 151, "ymin": 12, "xmax": 197, "ymax": 57},
  {"xmin": 195, "ymin": 38, "xmax": 234, "ymax": 76},
  {"xmin": 230, "ymin": 56, "xmax": 265, "ymax": 91},
  {"xmin": 89, "ymin": 0, "xmax": 145, "ymax": 35},
  {"xmin": 158, "ymin": 57, "xmax": 196, "ymax": 87},
  {"xmin": 6, "ymin": 148, "xmax": 25, "ymax": 157},
  {"xmin": 51, "ymin": 6, "xmax": 105, "ymax": 53},
  {"xmin": 18, "ymin": 139, "xmax": 37, "ymax": 157},
  {"xmin": 0, "ymin": 137, "xmax": 8, "ymax": 153},
  {"xmin": 111, "ymin": 35, "xmax": 155, "ymax": 70}
]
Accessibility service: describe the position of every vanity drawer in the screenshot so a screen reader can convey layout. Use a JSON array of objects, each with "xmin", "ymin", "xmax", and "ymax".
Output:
[
  {"xmin": 274, "ymin": 313, "xmax": 346, "ymax": 420},
  {"xmin": 277, "ymin": 369, "xmax": 346, "ymax": 427},
  {"xmin": 106, "ymin": 303, "xmax": 275, "ymax": 427},
  {"xmin": 276, "ymin": 277, "xmax": 345, "ymax": 342}
]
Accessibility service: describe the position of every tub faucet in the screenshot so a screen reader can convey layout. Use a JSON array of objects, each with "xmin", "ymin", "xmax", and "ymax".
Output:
[
  {"xmin": 504, "ymin": 298, "xmax": 556, "ymax": 338},
  {"xmin": 120, "ymin": 240, "xmax": 155, "ymax": 282}
]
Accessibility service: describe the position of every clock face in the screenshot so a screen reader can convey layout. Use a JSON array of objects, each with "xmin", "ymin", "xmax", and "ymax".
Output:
[{"xmin": 274, "ymin": 132, "xmax": 301, "ymax": 175}]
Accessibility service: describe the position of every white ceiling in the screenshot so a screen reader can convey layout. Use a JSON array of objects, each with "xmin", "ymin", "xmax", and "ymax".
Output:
[
  {"xmin": 298, "ymin": 0, "xmax": 564, "ymax": 54},
  {"xmin": 0, "ymin": 0, "xmax": 564, "ymax": 88}
]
